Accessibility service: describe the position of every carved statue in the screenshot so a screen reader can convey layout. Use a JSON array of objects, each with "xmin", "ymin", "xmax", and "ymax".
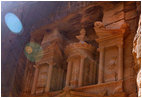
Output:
[
  {"xmin": 108, "ymin": 56, "xmax": 117, "ymax": 70},
  {"xmin": 76, "ymin": 28, "xmax": 86, "ymax": 43},
  {"xmin": 108, "ymin": 56, "xmax": 118, "ymax": 81}
]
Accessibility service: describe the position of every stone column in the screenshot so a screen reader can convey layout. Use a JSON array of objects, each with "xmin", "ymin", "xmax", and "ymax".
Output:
[
  {"xmin": 78, "ymin": 56, "xmax": 85, "ymax": 86},
  {"xmin": 65, "ymin": 59, "xmax": 72, "ymax": 87},
  {"xmin": 98, "ymin": 48, "xmax": 104, "ymax": 84},
  {"xmin": 31, "ymin": 65, "xmax": 39, "ymax": 94},
  {"xmin": 45, "ymin": 63, "xmax": 54, "ymax": 92},
  {"xmin": 118, "ymin": 44, "xmax": 123, "ymax": 80},
  {"xmin": 89, "ymin": 60, "xmax": 94, "ymax": 84}
]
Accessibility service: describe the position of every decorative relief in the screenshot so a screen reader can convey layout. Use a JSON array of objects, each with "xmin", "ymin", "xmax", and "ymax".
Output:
[
  {"xmin": 36, "ymin": 65, "xmax": 48, "ymax": 93},
  {"xmin": 76, "ymin": 28, "xmax": 86, "ymax": 43},
  {"xmin": 31, "ymin": 29, "xmax": 65, "ymax": 95},
  {"xmin": 108, "ymin": 56, "xmax": 117, "ymax": 70},
  {"xmin": 94, "ymin": 21, "xmax": 128, "ymax": 94},
  {"xmin": 65, "ymin": 28, "xmax": 96, "ymax": 88}
]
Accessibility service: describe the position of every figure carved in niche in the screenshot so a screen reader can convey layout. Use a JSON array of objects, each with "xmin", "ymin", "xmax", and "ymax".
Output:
[
  {"xmin": 108, "ymin": 56, "xmax": 117, "ymax": 70},
  {"xmin": 76, "ymin": 28, "xmax": 86, "ymax": 43},
  {"xmin": 108, "ymin": 56, "xmax": 118, "ymax": 81}
]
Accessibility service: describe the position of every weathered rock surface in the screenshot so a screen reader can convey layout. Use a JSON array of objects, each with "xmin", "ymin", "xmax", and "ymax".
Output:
[{"xmin": 133, "ymin": 15, "xmax": 141, "ymax": 97}]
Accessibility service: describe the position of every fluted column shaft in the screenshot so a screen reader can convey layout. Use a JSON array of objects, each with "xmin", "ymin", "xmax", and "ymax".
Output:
[
  {"xmin": 65, "ymin": 60, "xmax": 72, "ymax": 86},
  {"xmin": 78, "ymin": 56, "xmax": 85, "ymax": 86},
  {"xmin": 98, "ymin": 48, "xmax": 104, "ymax": 84},
  {"xmin": 31, "ymin": 65, "xmax": 39, "ymax": 94},
  {"xmin": 118, "ymin": 44, "xmax": 123, "ymax": 80},
  {"xmin": 89, "ymin": 61, "xmax": 94, "ymax": 84},
  {"xmin": 45, "ymin": 64, "xmax": 54, "ymax": 92}
]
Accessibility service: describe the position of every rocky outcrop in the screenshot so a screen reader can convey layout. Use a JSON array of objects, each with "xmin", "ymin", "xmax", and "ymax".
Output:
[{"xmin": 133, "ymin": 15, "xmax": 141, "ymax": 97}]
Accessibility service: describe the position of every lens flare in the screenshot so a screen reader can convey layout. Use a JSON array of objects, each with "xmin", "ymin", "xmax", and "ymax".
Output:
[
  {"xmin": 24, "ymin": 42, "xmax": 43, "ymax": 62},
  {"xmin": 5, "ymin": 13, "xmax": 23, "ymax": 33},
  {"xmin": 25, "ymin": 46, "xmax": 33, "ymax": 54}
]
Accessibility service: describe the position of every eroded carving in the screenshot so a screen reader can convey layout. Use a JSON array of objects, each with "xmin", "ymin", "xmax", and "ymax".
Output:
[
  {"xmin": 65, "ymin": 28, "xmax": 96, "ymax": 88},
  {"xmin": 31, "ymin": 29, "xmax": 65, "ymax": 95},
  {"xmin": 108, "ymin": 56, "xmax": 117, "ymax": 70},
  {"xmin": 76, "ymin": 28, "xmax": 86, "ymax": 43}
]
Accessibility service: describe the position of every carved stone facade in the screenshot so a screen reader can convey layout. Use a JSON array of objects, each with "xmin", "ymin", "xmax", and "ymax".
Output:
[
  {"xmin": 31, "ymin": 29, "xmax": 65, "ymax": 94},
  {"xmin": 94, "ymin": 21, "xmax": 129, "ymax": 84},
  {"xmin": 20, "ymin": 2, "xmax": 140, "ymax": 97},
  {"xmin": 22, "ymin": 22, "xmax": 134, "ymax": 97},
  {"xmin": 65, "ymin": 29, "xmax": 96, "ymax": 88},
  {"xmin": 2, "ymin": 1, "xmax": 141, "ymax": 97}
]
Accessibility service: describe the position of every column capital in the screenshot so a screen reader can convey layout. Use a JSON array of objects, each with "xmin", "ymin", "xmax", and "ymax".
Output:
[
  {"xmin": 33, "ymin": 65, "xmax": 39, "ymax": 69},
  {"xmin": 80, "ymin": 55, "xmax": 86, "ymax": 60},
  {"xmin": 97, "ymin": 47, "xmax": 104, "ymax": 52},
  {"xmin": 117, "ymin": 42, "xmax": 123, "ymax": 47},
  {"xmin": 47, "ymin": 61, "xmax": 56, "ymax": 66},
  {"xmin": 67, "ymin": 57, "xmax": 73, "ymax": 63}
]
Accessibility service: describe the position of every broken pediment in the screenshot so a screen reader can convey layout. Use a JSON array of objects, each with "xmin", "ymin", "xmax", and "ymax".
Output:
[{"xmin": 36, "ymin": 29, "xmax": 63, "ymax": 66}]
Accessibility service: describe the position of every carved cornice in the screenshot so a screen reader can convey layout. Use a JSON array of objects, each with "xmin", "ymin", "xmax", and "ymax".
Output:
[
  {"xmin": 54, "ymin": 80, "xmax": 125, "ymax": 97},
  {"xmin": 94, "ymin": 21, "xmax": 129, "ymax": 43},
  {"xmin": 65, "ymin": 42, "xmax": 95, "ymax": 57}
]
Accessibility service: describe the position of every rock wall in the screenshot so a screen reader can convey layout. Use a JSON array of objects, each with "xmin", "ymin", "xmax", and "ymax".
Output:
[{"xmin": 133, "ymin": 15, "xmax": 141, "ymax": 97}]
